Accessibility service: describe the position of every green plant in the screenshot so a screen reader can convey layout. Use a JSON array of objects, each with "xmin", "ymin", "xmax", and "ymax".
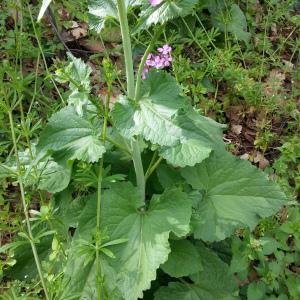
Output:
[{"xmin": 1, "ymin": 1, "xmax": 297, "ymax": 299}]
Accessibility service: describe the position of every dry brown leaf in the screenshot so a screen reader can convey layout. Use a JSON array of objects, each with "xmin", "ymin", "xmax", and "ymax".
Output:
[
  {"xmin": 231, "ymin": 124, "xmax": 243, "ymax": 135},
  {"xmin": 69, "ymin": 22, "xmax": 88, "ymax": 40},
  {"xmin": 253, "ymin": 151, "xmax": 270, "ymax": 170},
  {"xmin": 240, "ymin": 153, "xmax": 250, "ymax": 160}
]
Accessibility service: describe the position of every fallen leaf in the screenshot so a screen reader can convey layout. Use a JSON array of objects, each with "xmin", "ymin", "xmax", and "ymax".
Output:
[
  {"xmin": 231, "ymin": 124, "xmax": 243, "ymax": 135},
  {"xmin": 253, "ymin": 151, "xmax": 270, "ymax": 170},
  {"xmin": 79, "ymin": 39, "xmax": 106, "ymax": 53},
  {"xmin": 70, "ymin": 22, "xmax": 88, "ymax": 40},
  {"xmin": 240, "ymin": 153, "xmax": 250, "ymax": 160}
]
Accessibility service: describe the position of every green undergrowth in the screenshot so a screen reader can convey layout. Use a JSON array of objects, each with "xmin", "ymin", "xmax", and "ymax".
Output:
[{"xmin": 0, "ymin": 0, "xmax": 299, "ymax": 299}]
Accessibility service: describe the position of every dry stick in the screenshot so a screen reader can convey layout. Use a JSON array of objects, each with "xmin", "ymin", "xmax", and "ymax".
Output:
[
  {"xmin": 8, "ymin": 108, "xmax": 50, "ymax": 300},
  {"xmin": 28, "ymin": 5, "xmax": 65, "ymax": 105}
]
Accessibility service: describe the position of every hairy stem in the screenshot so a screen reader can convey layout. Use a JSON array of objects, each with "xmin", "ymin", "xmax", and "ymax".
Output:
[
  {"xmin": 116, "ymin": 0, "xmax": 135, "ymax": 99},
  {"xmin": 135, "ymin": 29, "xmax": 162, "ymax": 99},
  {"xmin": 116, "ymin": 0, "xmax": 145, "ymax": 201},
  {"xmin": 95, "ymin": 60, "xmax": 112, "ymax": 299},
  {"xmin": 8, "ymin": 110, "xmax": 50, "ymax": 300},
  {"xmin": 96, "ymin": 158, "xmax": 103, "ymax": 300},
  {"xmin": 131, "ymin": 139, "xmax": 145, "ymax": 199},
  {"xmin": 181, "ymin": 17, "xmax": 211, "ymax": 61},
  {"xmin": 145, "ymin": 157, "xmax": 163, "ymax": 180}
]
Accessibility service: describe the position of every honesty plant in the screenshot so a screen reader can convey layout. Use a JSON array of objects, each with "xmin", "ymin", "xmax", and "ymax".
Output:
[{"xmin": 1, "ymin": 1, "xmax": 287, "ymax": 300}]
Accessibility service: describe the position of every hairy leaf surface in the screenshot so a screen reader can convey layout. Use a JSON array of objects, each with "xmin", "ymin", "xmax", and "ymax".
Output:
[
  {"xmin": 181, "ymin": 152, "xmax": 287, "ymax": 241},
  {"xmin": 112, "ymin": 71, "xmax": 225, "ymax": 167},
  {"xmin": 155, "ymin": 243, "xmax": 238, "ymax": 300},
  {"xmin": 161, "ymin": 239, "xmax": 202, "ymax": 278},
  {"xmin": 136, "ymin": 0, "xmax": 198, "ymax": 31},
  {"xmin": 61, "ymin": 183, "xmax": 192, "ymax": 300},
  {"xmin": 89, "ymin": 0, "xmax": 143, "ymax": 32},
  {"xmin": 56, "ymin": 53, "xmax": 92, "ymax": 115},
  {"xmin": 154, "ymin": 244, "xmax": 239, "ymax": 300},
  {"xmin": 103, "ymin": 183, "xmax": 192, "ymax": 299},
  {"xmin": 37, "ymin": 106, "xmax": 105, "ymax": 164}
]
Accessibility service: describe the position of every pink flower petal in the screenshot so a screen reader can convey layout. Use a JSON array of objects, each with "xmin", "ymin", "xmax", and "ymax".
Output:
[{"xmin": 149, "ymin": 0, "xmax": 163, "ymax": 7}]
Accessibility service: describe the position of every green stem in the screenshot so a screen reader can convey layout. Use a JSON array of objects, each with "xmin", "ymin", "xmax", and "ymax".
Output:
[
  {"xmin": 116, "ymin": 0, "xmax": 145, "ymax": 201},
  {"xmin": 106, "ymin": 136, "xmax": 131, "ymax": 156},
  {"xmin": 131, "ymin": 139, "xmax": 145, "ymax": 200},
  {"xmin": 96, "ymin": 158, "xmax": 103, "ymax": 300},
  {"xmin": 8, "ymin": 110, "xmax": 50, "ymax": 300},
  {"xmin": 194, "ymin": 13, "xmax": 217, "ymax": 50},
  {"xmin": 116, "ymin": 0, "xmax": 135, "ymax": 99},
  {"xmin": 95, "ymin": 74, "xmax": 112, "ymax": 299},
  {"xmin": 145, "ymin": 157, "xmax": 163, "ymax": 181},
  {"xmin": 145, "ymin": 151, "xmax": 158, "ymax": 177},
  {"xmin": 181, "ymin": 17, "xmax": 211, "ymax": 61},
  {"xmin": 135, "ymin": 29, "xmax": 162, "ymax": 100}
]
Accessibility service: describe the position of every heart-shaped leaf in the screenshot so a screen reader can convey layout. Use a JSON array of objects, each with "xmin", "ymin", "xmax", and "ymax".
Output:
[
  {"xmin": 181, "ymin": 151, "xmax": 287, "ymax": 242},
  {"xmin": 112, "ymin": 71, "xmax": 225, "ymax": 167},
  {"xmin": 37, "ymin": 106, "xmax": 105, "ymax": 164}
]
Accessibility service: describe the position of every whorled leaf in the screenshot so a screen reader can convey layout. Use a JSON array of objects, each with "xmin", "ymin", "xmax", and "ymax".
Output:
[
  {"xmin": 59, "ymin": 193, "xmax": 121, "ymax": 299},
  {"xmin": 155, "ymin": 242, "xmax": 239, "ymax": 300},
  {"xmin": 112, "ymin": 71, "xmax": 225, "ymax": 167},
  {"xmin": 135, "ymin": 0, "xmax": 199, "ymax": 32},
  {"xmin": 37, "ymin": 106, "xmax": 105, "ymax": 164},
  {"xmin": 181, "ymin": 151, "xmax": 287, "ymax": 242}
]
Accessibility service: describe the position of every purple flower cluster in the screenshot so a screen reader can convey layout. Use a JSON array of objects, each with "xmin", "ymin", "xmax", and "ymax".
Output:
[
  {"xmin": 149, "ymin": 0, "xmax": 163, "ymax": 6},
  {"xmin": 142, "ymin": 44, "xmax": 173, "ymax": 80}
]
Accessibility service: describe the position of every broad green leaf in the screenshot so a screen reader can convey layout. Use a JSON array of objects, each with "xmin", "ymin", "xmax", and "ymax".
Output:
[
  {"xmin": 59, "ymin": 193, "xmax": 121, "ymax": 299},
  {"xmin": 56, "ymin": 53, "xmax": 92, "ymax": 116},
  {"xmin": 286, "ymin": 275, "xmax": 300, "ymax": 299},
  {"xmin": 135, "ymin": 0, "xmax": 198, "ymax": 32},
  {"xmin": 112, "ymin": 71, "xmax": 225, "ymax": 167},
  {"xmin": 0, "ymin": 146, "xmax": 71, "ymax": 193},
  {"xmin": 37, "ymin": 160, "xmax": 71, "ymax": 193},
  {"xmin": 155, "ymin": 243, "xmax": 238, "ymax": 300},
  {"xmin": 37, "ymin": 0, "xmax": 52, "ymax": 21},
  {"xmin": 161, "ymin": 239, "xmax": 202, "ymax": 278},
  {"xmin": 37, "ymin": 106, "xmax": 105, "ymax": 164},
  {"xmin": 247, "ymin": 281, "xmax": 267, "ymax": 300},
  {"xmin": 103, "ymin": 183, "xmax": 192, "ymax": 299},
  {"xmin": 61, "ymin": 183, "xmax": 192, "ymax": 300},
  {"xmin": 181, "ymin": 151, "xmax": 287, "ymax": 242},
  {"xmin": 5, "ymin": 237, "xmax": 52, "ymax": 281},
  {"xmin": 88, "ymin": 0, "xmax": 143, "ymax": 33},
  {"xmin": 156, "ymin": 164, "xmax": 183, "ymax": 189}
]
